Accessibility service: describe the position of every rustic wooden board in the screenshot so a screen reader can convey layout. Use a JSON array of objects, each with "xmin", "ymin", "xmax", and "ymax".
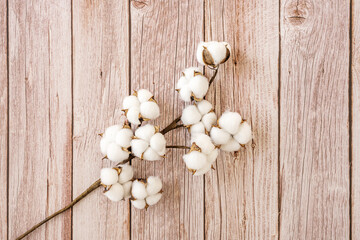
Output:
[
  {"xmin": 8, "ymin": 0, "xmax": 72, "ymax": 239},
  {"xmin": 204, "ymin": 0, "xmax": 279, "ymax": 239},
  {"xmin": 72, "ymin": 0, "xmax": 131, "ymax": 239},
  {"xmin": 279, "ymin": 0, "xmax": 350, "ymax": 238},
  {"xmin": 0, "ymin": 0, "xmax": 7, "ymax": 239},
  {"xmin": 130, "ymin": 0, "xmax": 204, "ymax": 239}
]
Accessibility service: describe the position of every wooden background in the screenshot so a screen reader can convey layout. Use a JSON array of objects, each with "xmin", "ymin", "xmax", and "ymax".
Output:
[{"xmin": 0, "ymin": 0, "xmax": 358, "ymax": 239}]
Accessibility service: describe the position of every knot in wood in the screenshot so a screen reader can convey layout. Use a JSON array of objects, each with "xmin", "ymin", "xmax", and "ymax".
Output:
[
  {"xmin": 285, "ymin": 0, "xmax": 313, "ymax": 26},
  {"xmin": 131, "ymin": 0, "xmax": 150, "ymax": 10}
]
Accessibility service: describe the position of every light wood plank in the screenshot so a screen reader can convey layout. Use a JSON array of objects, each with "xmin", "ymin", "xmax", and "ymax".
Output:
[
  {"xmin": 130, "ymin": 1, "xmax": 204, "ymax": 239},
  {"xmin": 279, "ymin": 0, "xmax": 350, "ymax": 238},
  {"xmin": 8, "ymin": 0, "xmax": 72, "ymax": 239},
  {"xmin": 204, "ymin": 0, "xmax": 279, "ymax": 239},
  {"xmin": 0, "ymin": 0, "xmax": 7, "ymax": 239},
  {"xmin": 72, "ymin": 0, "xmax": 131, "ymax": 239}
]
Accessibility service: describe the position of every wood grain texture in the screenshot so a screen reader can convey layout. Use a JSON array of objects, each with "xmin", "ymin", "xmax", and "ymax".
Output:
[
  {"xmin": 0, "ymin": 0, "xmax": 7, "ymax": 239},
  {"xmin": 204, "ymin": 0, "xmax": 279, "ymax": 239},
  {"xmin": 130, "ymin": 0, "xmax": 204, "ymax": 239},
  {"xmin": 352, "ymin": 0, "xmax": 360, "ymax": 237},
  {"xmin": 279, "ymin": 0, "xmax": 350, "ymax": 239},
  {"xmin": 72, "ymin": 0, "xmax": 130, "ymax": 239},
  {"xmin": 8, "ymin": 0, "xmax": 72, "ymax": 239}
]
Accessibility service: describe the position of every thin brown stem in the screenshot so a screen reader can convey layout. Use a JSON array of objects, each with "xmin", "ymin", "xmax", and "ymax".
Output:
[
  {"xmin": 208, "ymin": 67, "xmax": 219, "ymax": 86},
  {"xmin": 166, "ymin": 145, "xmax": 190, "ymax": 149},
  {"xmin": 16, "ymin": 179, "xmax": 101, "ymax": 240},
  {"xmin": 160, "ymin": 116, "xmax": 181, "ymax": 134}
]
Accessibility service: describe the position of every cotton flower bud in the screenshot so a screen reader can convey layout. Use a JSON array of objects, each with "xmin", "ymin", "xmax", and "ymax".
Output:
[
  {"xmin": 233, "ymin": 121, "xmax": 252, "ymax": 145},
  {"xmin": 122, "ymin": 181, "xmax": 133, "ymax": 199},
  {"xmin": 104, "ymin": 183, "xmax": 124, "ymax": 202},
  {"xmin": 131, "ymin": 180, "xmax": 148, "ymax": 200},
  {"xmin": 181, "ymin": 105, "xmax": 202, "ymax": 126},
  {"xmin": 210, "ymin": 127, "xmax": 231, "ymax": 145},
  {"xmin": 196, "ymin": 41, "xmax": 231, "ymax": 67},
  {"xmin": 220, "ymin": 137, "xmax": 241, "ymax": 152},
  {"xmin": 189, "ymin": 75, "xmax": 209, "ymax": 100},
  {"xmin": 218, "ymin": 111, "xmax": 242, "ymax": 135},
  {"xmin": 123, "ymin": 95, "xmax": 140, "ymax": 110},
  {"xmin": 146, "ymin": 193, "xmax": 162, "ymax": 206},
  {"xmin": 115, "ymin": 128, "xmax": 133, "ymax": 148},
  {"xmin": 183, "ymin": 151, "xmax": 207, "ymax": 171},
  {"xmin": 146, "ymin": 176, "xmax": 162, "ymax": 195},
  {"xmin": 107, "ymin": 143, "xmax": 130, "ymax": 162},
  {"xmin": 131, "ymin": 199, "xmax": 146, "ymax": 209},
  {"xmin": 100, "ymin": 168, "xmax": 119, "ymax": 186},
  {"xmin": 191, "ymin": 133, "xmax": 215, "ymax": 154},
  {"xmin": 118, "ymin": 164, "xmax": 134, "ymax": 184},
  {"xmin": 176, "ymin": 67, "xmax": 209, "ymax": 102}
]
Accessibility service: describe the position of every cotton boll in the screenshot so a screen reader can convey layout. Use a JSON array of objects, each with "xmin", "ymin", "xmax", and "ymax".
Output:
[
  {"xmin": 146, "ymin": 193, "xmax": 162, "ymax": 206},
  {"xmin": 131, "ymin": 180, "xmax": 148, "ymax": 200},
  {"xmin": 104, "ymin": 183, "xmax": 124, "ymax": 202},
  {"xmin": 220, "ymin": 137, "xmax": 241, "ymax": 152},
  {"xmin": 183, "ymin": 67, "xmax": 202, "ymax": 79},
  {"xmin": 218, "ymin": 111, "xmax": 242, "ymax": 135},
  {"xmin": 135, "ymin": 124, "xmax": 156, "ymax": 142},
  {"xmin": 100, "ymin": 168, "xmax": 119, "ymax": 186},
  {"xmin": 140, "ymin": 101, "xmax": 160, "ymax": 120},
  {"xmin": 146, "ymin": 176, "xmax": 162, "ymax": 195},
  {"xmin": 126, "ymin": 107, "xmax": 141, "ymax": 125},
  {"xmin": 181, "ymin": 105, "xmax": 202, "ymax": 126},
  {"xmin": 190, "ymin": 122, "xmax": 205, "ymax": 135},
  {"xmin": 207, "ymin": 148, "xmax": 219, "ymax": 164},
  {"xmin": 115, "ymin": 128, "xmax": 133, "ymax": 148},
  {"xmin": 202, "ymin": 112, "xmax": 217, "ymax": 131},
  {"xmin": 137, "ymin": 89, "xmax": 153, "ymax": 103},
  {"xmin": 100, "ymin": 137, "xmax": 112, "ymax": 155},
  {"xmin": 143, "ymin": 147, "xmax": 162, "ymax": 161},
  {"xmin": 196, "ymin": 42, "xmax": 207, "ymax": 65},
  {"xmin": 206, "ymin": 41, "xmax": 228, "ymax": 65},
  {"xmin": 179, "ymin": 85, "xmax": 192, "ymax": 102},
  {"xmin": 210, "ymin": 127, "xmax": 231, "ymax": 145},
  {"xmin": 118, "ymin": 164, "xmax": 134, "ymax": 183},
  {"xmin": 123, "ymin": 95, "xmax": 140, "ymax": 110},
  {"xmin": 104, "ymin": 125, "xmax": 122, "ymax": 141},
  {"xmin": 176, "ymin": 76, "xmax": 189, "ymax": 90},
  {"xmin": 197, "ymin": 100, "xmax": 213, "ymax": 116},
  {"xmin": 222, "ymin": 42, "xmax": 231, "ymax": 63},
  {"xmin": 192, "ymin": 134, "xmax": 215, "ymax": 154},
  {"xmin": 234, "ymin": 121, "xmax": 252, "ymax": 144},
  {"xmin": 131, "ymin": 199, "xmax": 146, "ymax": 209},
  {"xmin": 189, "ymin": 75, "xmax": 209, "ymax": 100},
  {"xmin": 183, "ymin": 151, "xmax": 207, "ymax": 170},
  {"xmin": 150, "ymin": 133, "xmax": 166, "ymax": 154},
  {"xmin": 130, "ymin": 139, "xmax": 149, "ymax": 158},
  {"xmin": 107, "ymin": 143, "xmax": 130, "ymax": 162},
  {"xmin": 122, "ymin": 181, "xmax": 132, "ymax": 199},
  {"xmin": 194, "ymin": 162, "xmax": 212, "ymax": 176}
]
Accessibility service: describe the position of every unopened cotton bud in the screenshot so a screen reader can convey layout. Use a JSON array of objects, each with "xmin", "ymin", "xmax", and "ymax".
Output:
[
  {"xmin": 131, "ymin": 139, "xmax": 149, "ymax": 158},
  {"xmin": 107, "ymin": 143, "xmax": 130, "ymax": 162},
  {"xmin": 135, "ymin": 124, "xmax": 156, "ymax": 142},
  {"xmin": 207, "ymin": 149, "xmax": 219, "ymax": 164},
  {"xmin": 146, "ymin": 176, "xmax": 162, "ymax": 195},
  {"xmin": 100, "ymin": 168, "xmax": 119, "ymax": 185},
  {"xmin": 183, "ymin": 151, "xmax": 207, "ymax": 170},
  {"xmin": 197, "ymin": 100, "xmax": 213, "ymax": 115},
  {"xmin": 131, "ymin": 180, "xmax": 148, "ymax": 200},
  {"xmin": 146, "ymin": 193, "xmax": 162, "ymax": 206},
  {"xmin": 115, "ymin": 128, "xmax": 133, "ymax": 148},
  {"xmin": 189, "ymin": 75, "xmax": 209, "ymax": 100},
  {"xmin": 190, "ymin": 122, "xmax": 205, "ymax": 134},
  {"xmin": 104, "ymin": 183, "xmax": 124, "ymax": 202},
  {"xmin": 100, "ymin": 137, "xmax": 111, "ymax": 155},
  {"xmin": 176, "ymin": 76, "xmax": 189, "ymax": 90},
  {"xmin": 220, "ymin": 137, "xmax": 241, "ymax": 152},
  {"xmin": 143, "ymin": 147, "xmax": 162, "ymax": 161},
  {"xmin": 197, "ymin": 41, "xmax": 231, "ymax": 66},
  {"xmin": 194, "ymin": 162, "xmax": 212, "ymax": 176},
  {"xmin": 210, "ymin": 127, "xmax": 231, "ymax": 145},
  {"xmin": 218, "ymin": 111, "xmax": 242, "ymax": 135},
  {"xmin": 118, "ymin": 164, "xmax": 134, "ymax": 183},
  {"xmin": 104, "ymin": 125, "xmax": 122, "ymax": 141},
  {"xmin": 150, "ymin": 133, "xmax": 166, "ymax": 155},
  {"xmin": 123, "ymin": 95, "xmax": 140, "ymax": 110},
  {"xmin": 192, "ymin": 134, "xmax": 215, "ymax": 154},
  {"xmin": 179, "ymin": 85, "xmax": 192, "ymax": 102},
  {"xmin": 126, "ymin": 107, "xmax": 141, "ymax": 125},
  {"xmin": 234, "ymin": 121, "xmax": 252, "ymax": 145},
  {"xmin": 137, "ymin": 89, "xmax": 153, "ymax": 103},
  {"xmin": 140, "ymin": 101, "xmax": 160, "ymax": 120},
  {"xmin": 131, "ymin": 199, "xmax": 146, "ymax": 209},
  {"xmin": 122, "ymin": 181, "xmax": 132, "ymax": 199},
  {"xmin": 202, "ymin": 112, "xmax": 217, "ymax": 131},
  {"xmin": 181, "ymin": 105, "xmax": 201, "ymax": 126},
  {"xmin": 183, "ymin": 67, "xmax": 202, "ymax": 79}
]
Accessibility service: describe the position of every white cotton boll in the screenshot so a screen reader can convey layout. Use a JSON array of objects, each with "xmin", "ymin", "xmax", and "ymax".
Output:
[
  {"xmin": 183, "ymin": 151, "xmax": 207, "ymax": 170},
  {"xmin": 100, "ymin": 168, "xmax": 119, "ymax": 186},
  {"xmin": 123, "ymin": 95, "xmax": 140, "ymax": 110},
  {"xmin": 192, "ymin": 134, "xmax": 215, "ymax": 154},
  {"xmin": 207, "ymin": 148, "xmax": 219, "ymax": 164},
  {"xmin": 197, "ymin": 100, "xmax": 213, "ymax": 116},
  {"xmin": 234, "ymin": 121, "xmax": 252, "ymax": 145},
  {"xmin": 131, "ymin": 180, "xmax": 148, "ymax": 200},
  {"xmin": 220, "ymin": 137, "xmax": 241, "ymax": 152},
  {"xmin": 135, "ymin": 124, "xmax": 156, "ymax": 142},
  {"xmin": 176, "ymin": 76, "xmax": 189, "ymax": 90},
  {"xmin": 210, "ymin": 127, "xmax": 231, "ymax": 145},
  {"xmin": 183, "ymin": 67, "xmax": 202, "ymax": 79},
  {"xmin": 218, "ymin": 111, "xmax": 242, "ymax": 135},
  {"xmin": 206, "ymin": 41, "xmax": 228, "ymax": 65},
  {"xmin": 118, "ymin": 164, "xmax": 134, "ymax": 183},
  {"xmin": 150, "ymin": 133, "xmax": 166, "ymax": 154},
  {"xmin": 104, "ymin": 183, "xmax": 124, "ymax": 202},
  {"xmin": 146, "ymin": 193, "xmax": 162, "ymax": 206},
  {"xmin": 104, "ymin": 125, "xmax": 122, "ymax": 141},
  {"xmin": 179, "ymin": 85, "xmax": 192, "ymax": 102},
  {"xmin": 100, "ymin": 137, "xmax": 112, "ymax": 155},
  {"xmin": 196, "ymin": 42, "xmax": 207, "ymax": 65},
  {"xmin": 140, "ymin": 101, "xmax": 160, "ymax": 120},
  {"xmin": 181, "ymin": 105, "xmax": 202, "ymax": 126},
  {"xmin": 131, "ymin": 199, "xmax": 146, "ymax": 209},
  {"xmin": 143, "ymin": 147, "xmax": 162, "ymax": 161},
  {"xmin": 107, "ymin": 143, "xmax": 130, "ymax": 162},
  {"xmin": 115, "ymin": 128, "xmax": 133, "ymax": 148},
  {"xmin": 127, "ymin": 107, "xmax": 141, "ymax": 125},
  {"xmin": 122, "ymin": 181, "xmax": 132, "ymax": 199},
  {"xmin": 189, "ymin": 75, "xmax": 209, "ymax": 100},
  {"xmin": 190, "ymin": 122, "xmax": 205, "ymax": 135},
  {"xmin": 146, "ymin": 176, "xmax": 163, "ymax": 195},
  {"xmin": 202, "ymin": 112, "xmax": 217, "ymax": 131},
  {"xmin": 137, "ymin": 89, "xmax": 153, "ymax": 103},
  {"xmin": 194, "ymin": 162, "xmax": 212, "ymax": 176},
  {"xmin": 130, "ymin": 139, "xmax": 149, "ymax": 158}
]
